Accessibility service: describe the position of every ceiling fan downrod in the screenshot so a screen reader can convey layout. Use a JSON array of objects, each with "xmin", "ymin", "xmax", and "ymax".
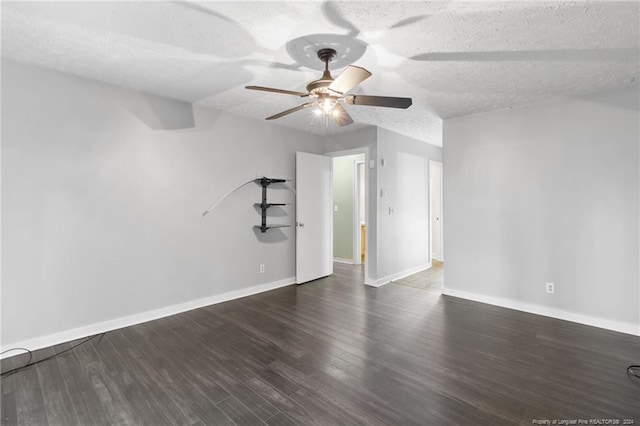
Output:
[
  {"xmin": 306, "ymin": 48, "xmax": 336, "ymax": 94},
  {"xmin": 317, "ymin": 48, "xmax": 336, "ymax": 71}
]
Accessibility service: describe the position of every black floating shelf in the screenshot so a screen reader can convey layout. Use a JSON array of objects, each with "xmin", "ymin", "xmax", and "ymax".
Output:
[
  {"xmin": 254, "ymin": 203, "xmax": 289, "ymax": 209},
  {"xmin": 254, "ymin": 224, "xmax": 292, "ymax": 233},
  {"xmin": 255, "ymin": 177, "xmax": 291, "ymax": 233},
  {"xmin": 255, "ymin": 177, "xmax": 288, "ymax": 185}
]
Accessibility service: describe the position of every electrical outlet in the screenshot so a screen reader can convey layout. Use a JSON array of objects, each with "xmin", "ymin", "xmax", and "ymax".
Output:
[
  {"xmin": 260, "ymin": 264, "xmax": 265, "ymax": 273},
  {"xmin": 546, "ymin": 282, "xmax": 555, "ymax": 294}
]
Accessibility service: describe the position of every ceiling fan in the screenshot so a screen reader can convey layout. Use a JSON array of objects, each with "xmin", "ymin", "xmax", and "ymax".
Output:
[{"xmin": 246, "ymin": 48, "xmax": 412, "ymax": 127}]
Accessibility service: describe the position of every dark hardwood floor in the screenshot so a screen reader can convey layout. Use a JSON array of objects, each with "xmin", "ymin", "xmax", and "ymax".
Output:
[
  {"xmin": 2, "ymin": 262, "xmax": 639, "ymax": 425},
  {"xmin": 392, "ymin": 260, "xmax": 443, "ymax": 292}
]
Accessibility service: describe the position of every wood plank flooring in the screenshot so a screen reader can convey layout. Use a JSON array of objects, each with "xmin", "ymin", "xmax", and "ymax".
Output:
[
  {"xmin": 2, "ymin": 262, "xmax": 639, "ymax": 425},
  {"xmin": 392, "ymin": 260, "xmax": 443, "ymax": 292}
]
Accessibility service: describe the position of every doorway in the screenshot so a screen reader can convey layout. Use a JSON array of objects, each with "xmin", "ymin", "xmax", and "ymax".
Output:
[{"xmin": 328, "ymin": 149, "xmax": 369, "ymax": 283}]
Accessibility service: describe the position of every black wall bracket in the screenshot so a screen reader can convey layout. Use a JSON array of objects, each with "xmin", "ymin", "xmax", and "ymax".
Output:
[{"xmin": 255, "ymin": 177, "xmax": 291, "ymax": 233}]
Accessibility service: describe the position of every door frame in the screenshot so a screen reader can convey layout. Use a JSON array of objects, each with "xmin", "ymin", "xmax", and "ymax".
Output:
[
  {"xmin": 429, "ymin": 160, "xmax": 443, "ymax": 262},
  {"xmin": 353, "ymin": 160, "xmax": 365, "ymax": 265},
  {"xmin": 326, "ymin": 147, "xmax": 370, "ymax": 284}
]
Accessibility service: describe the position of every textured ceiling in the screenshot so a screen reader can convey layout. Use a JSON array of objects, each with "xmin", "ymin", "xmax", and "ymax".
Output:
[{"xmin": 2, "ymin": 1, "xmax": 639, "ymax": 145}]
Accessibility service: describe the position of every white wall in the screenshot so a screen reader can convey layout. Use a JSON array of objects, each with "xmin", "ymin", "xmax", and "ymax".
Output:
[
  {"xmin": 443, "ymin": 85, "xmax": 640, "ymax": 334},
  {"xmin": 1, "ymin": 60, "xmax": 447, "ymax": 348},
  {"xmin": 1, "ymin": 60, "xmax": 325, "ymax": 348},
  {"xmin": 376, "ymin": 128, "xmax": 443, "ymax": 284}
]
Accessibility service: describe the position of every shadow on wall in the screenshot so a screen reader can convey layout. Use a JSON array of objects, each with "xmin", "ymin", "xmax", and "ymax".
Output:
[
  {"xmin": 253, "ymin": 205, "xmax": 288, "ymax": 217},
  {"xmin": 124, "ymin": 93, "xmax": 223, "ymax": 131},
  {"xmin": 252, "ymin": 227, "xmax": 289, "ymax": 243},
  {"xmin": 585, "ymin": 82, "xmax": 640, "ymax": 112}
]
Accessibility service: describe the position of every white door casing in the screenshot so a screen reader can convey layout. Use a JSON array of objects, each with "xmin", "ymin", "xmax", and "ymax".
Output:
[{"xmin": 353, "ymin": 160, "xmax": 365, "ymax": 265}]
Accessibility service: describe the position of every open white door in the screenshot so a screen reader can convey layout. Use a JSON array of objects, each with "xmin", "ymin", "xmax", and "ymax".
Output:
[
  {"xmin": 296, "ymin": 152, "xmax": 333, "ymax": 284},
  {"xmin": 429, "ymin": 160, "xmax": 443, "ymax": 261}
]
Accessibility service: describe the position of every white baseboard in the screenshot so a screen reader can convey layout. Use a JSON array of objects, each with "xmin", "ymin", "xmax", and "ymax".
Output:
[
  {"xmin": 366, "ymin": 262, "xmax": 432, "ymax": 287},
  {"xmin": 333, "ymin": 257, "xmax": 353, "ymax": 264},
  {"xmin": 364, "ymin": 277, "xmax": 378, "ymax": 286},
  {"xmin": 441, "ymin": 287, "xmax": 640, "ymax": 336},
  {"xmin": 365, "ymin": 278, "xmax": 386, "ymax": 288},
  {"xmin": 1, "ymin": 277, "xmax": 296, "ymax": 357}
]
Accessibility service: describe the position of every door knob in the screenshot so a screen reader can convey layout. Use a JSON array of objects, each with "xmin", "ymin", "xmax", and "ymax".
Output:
[{"xmin": 297, "ymin": 222, "xmax": 305, "ymax": 227}]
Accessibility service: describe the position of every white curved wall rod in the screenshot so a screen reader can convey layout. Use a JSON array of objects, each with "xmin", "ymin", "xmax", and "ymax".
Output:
[{"xmin": 202, "ymin": 176, "xmax": 295, "ymax": 217}]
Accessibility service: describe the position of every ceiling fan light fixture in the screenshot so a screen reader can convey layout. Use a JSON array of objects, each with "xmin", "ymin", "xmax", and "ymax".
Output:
[
  {"xmin": 318, "ymin": 97, "xmax": 337, "ymax": 114},
  {"xmin": 246, "ymin": 46, "xmax": 412, "ymax": 127}
]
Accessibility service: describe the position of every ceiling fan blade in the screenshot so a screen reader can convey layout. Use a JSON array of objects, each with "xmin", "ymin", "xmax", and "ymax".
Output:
[
  {"xmin": 246, "ymin": 86, "xmax": 309, "ymax": 97},
  {"xmin": 345, "ymin": 95, "xmax": 412, "ymax": 109},
  {"xmin": 265, "ymin": 102, "xmax": 313, "ymax": 120},
  {"xmin": 328, "ymin": 66, "xmax": 372, "ymax": 95},
  {"xmin": 331, "ymin": 104, "xmax": 354, "ymax": 127}
]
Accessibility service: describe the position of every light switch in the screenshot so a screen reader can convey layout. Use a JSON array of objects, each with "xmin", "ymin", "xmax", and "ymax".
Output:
[{"xmin": 334, "ymin": 205, "xmax": 339, "ymax": 212}]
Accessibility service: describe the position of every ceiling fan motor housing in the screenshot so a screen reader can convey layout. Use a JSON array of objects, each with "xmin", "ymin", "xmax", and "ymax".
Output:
[
  {"xmin": 306, "ymin": 48, "xmax": 338, "ymax": 95},
  {"xmin": 317, "ymin": 48, "xmax": 337, "ymax": 63}
]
